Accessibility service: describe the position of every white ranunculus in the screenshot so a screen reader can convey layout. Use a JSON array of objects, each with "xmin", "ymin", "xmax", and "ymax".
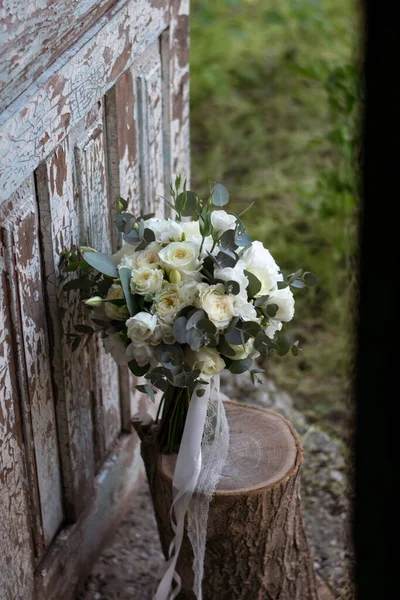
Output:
[
  {"xmin": 233, "ymin": 296, "xmax": 259, "ymax": 322},
  {"xmin": 130, "ymin": 267, "xmax": 164, "ymax": 296},
  {"xmin": 196, "ymin": 283, "xmax": 235, "ymax": 329},
  {"xmin": 213, "ymin": 266, "xmax": 249, "ymax": 298},
  {"xmin": 186, "ymin": 347, "xmax": 225, "ymax": 380},
  {"xmin": 153, "ymin": 284, "xmax": 184, "ymax": 324},
  {"xmin": 111, "ymin": 243, "xmax": 137, "ymax": 265},
  {"xmin": 159, "ymin": 241, "xmax": 201, "ymax": 280},
  {"xmin": 238, "ymin": 240, "xmax": 281, "ymax": 274},
  {"xmin": 229, "ymin": 338, "xmax": 260, "ymax": 361},
  {"xmin": 266, "ymin": 286, "xmax": 295, "ymax": 322},
  {"xmin": 126, "ymin": 342, "xmax": 155, "ymax": 367},
  {"xmin": 126, "ymin": 312, "xmax": 157, "ymax": 343},
  {"xmin": 211, "ymin": 210, "xmax": 237, "ymax": 237},
  {"xmin": 121, "ymin": 242, "xmax": 162, "ymax": 270},
  {"xmin": 145, "ymin": 218, "xmax": 183, "ymax": 244},
  {"xmin": 104, "ymin": 284, "xmax": 130, "ymax": 321},
  {"xmin": 103, "ymin": 332, "xmax": 129, "ymax": 365},
  {"xmin": 245, "ymin": 266, "xmax": 280, "ymax": 298}
]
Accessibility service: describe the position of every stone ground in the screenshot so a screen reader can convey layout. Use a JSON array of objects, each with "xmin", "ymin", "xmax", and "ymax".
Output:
[{"xmin": 78, "ymin": 373, "xmax": 354, "ymax": 600}]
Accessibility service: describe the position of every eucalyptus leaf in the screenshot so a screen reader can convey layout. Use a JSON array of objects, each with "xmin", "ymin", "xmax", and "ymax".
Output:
[
  {"xmin": 123, "ymin": 230, "xmax": 141, "ymax": 245},
  {"xmin": 225, "ymin": 327, "xmax": 244, "ymax": 345},
  {"xmin": 196, "ymin": 388, "xmax": 206, "ymax": 397},
  {"xmin": 254, "ymin": 295, "xmax": 270, "ymax": 307},
  {"xmin": 216, "ymin": 249, "xmax": 237, "ymax": 268},
  {"xmin": 128, "ymin": 360, "xmax": 150, "ymax": 377},
  {"xmin": 119, "ymin": 266, "xmax": 137, "ymax": 316},
  {"xmin": 277, "ymin": 280, "xmax": 289, "ymax": 290},
  {"xmin": 136, "ymin": 384, "xmax": 156, "ymax": 403},
  {"xmin": 290, "ymin": 280, "xmax": 306, "ymax": 289},
  {"xmin": 74, "ymin": 324, "xmax": 94, "ymax": 334},
  {"xmin": 197, "ymin": 319, "xmax": 217, "ymax": 335},
  {"xmin": 63, "ymin": 277, "xmax": 93, "ymax": 292},
  {"xmin": 186, "ymin": 309, "xmax": 206, "ymax": 330},
  {"xmin": 117, "ymin": 197, "xmax": 129, "ymax": 213},
  {"xmin": 266, "ymin": 303, "xmax": 279, "ymax": 318},
  {"xmin": 244, "ymin": 270, "xmax": 262, "ymax": 298},
  {"xmin": 229, "ymin": 357, "xmax": 253, "ymax": 374},
  {"xmin": 83, "ymin": 252, "xmax": 118, "ymax": 278},
  {"xmin": 303, "ymin": 271, "xmax": 317, "ymax": 286},
  {"xmin": 219, "ymin": 229, "xmax": 238, "ymax": 251},
  {"xmin": 173, "ymin": 316, "xmax": 188, "ymax": 344},
  {"xmin": 211, "ymin": 183, "xmax": 229, "ymax": 206},
  {"xmin": 218, "ymin": 337, "xmax": 236, "ymax": 357},
  {"xmin": 235, "ymin": 231, "xmax": 252, "ymax": 247},
  {"xmin": 241, "ymin": 321, "xmax": 261, "ymax": 337},
  {"xmin": 225, "ymin": 280, "xmax": 240, "ymax": 295}
]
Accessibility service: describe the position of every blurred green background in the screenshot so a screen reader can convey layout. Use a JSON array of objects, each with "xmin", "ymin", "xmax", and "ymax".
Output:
[{"xmin": 190, "ymin": 0, "xmax": 361, "ymax": 442}]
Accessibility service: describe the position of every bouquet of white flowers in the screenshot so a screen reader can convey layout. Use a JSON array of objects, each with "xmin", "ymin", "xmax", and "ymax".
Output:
[
  {"xmin": 63, "ymin": 177, "xmax": 315, "ymax": 600},
  {"xmin": 63, "ymin": 177, "xmax": 315, "ymax": 453}
]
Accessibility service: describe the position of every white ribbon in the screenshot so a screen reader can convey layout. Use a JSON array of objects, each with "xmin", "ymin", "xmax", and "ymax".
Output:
[{"xmin": 154, "ymin": 376, "xmax": 229, "ymax": 600}]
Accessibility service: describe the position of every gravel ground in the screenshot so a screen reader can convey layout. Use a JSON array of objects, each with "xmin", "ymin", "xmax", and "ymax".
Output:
[{"xmin": 78, "ymin": 374, "xmax": 354, "ymax": 600}]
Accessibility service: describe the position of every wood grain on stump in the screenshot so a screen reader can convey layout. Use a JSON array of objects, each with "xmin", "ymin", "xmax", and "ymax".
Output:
[{"xmin": 133, "ymin": 400, "xmax": 319, "ymax": 600}]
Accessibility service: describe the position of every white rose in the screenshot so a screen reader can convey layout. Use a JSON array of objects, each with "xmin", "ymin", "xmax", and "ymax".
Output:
[
  {"xmin": 111, "ymin": 244, "xmax": 137, "ymax": 265},
  {"xmin": 145, "ymin": 218, "xmax": 183, "ymax": 244},
  {"xmin": 121, "ymin": 242, "xmax": 162, "ymax": 270},
  {"xmin": 233, "ymin": 296, "xmax": 259, "ymax": 322},
  {"xmin": 104, "ymin": 284, "xmax": 130, "ymax": 321},
  {"xmin": 211, "ymin": 210, "xmax": 237, "ymax": 237},
  {"xmin": 178, "ymin": 280, "xmax": 200, "ymax": 306},
  {"xmin": 229, "ymin": 338, "xmax": 260, "ymax": 361},
  {"xmin": 266, "ymin": 286, "xmax": 295, "ymax": 322},
  {"xmin": 149, "ymin": 319, "xmax": 175, "ymax": 345},
  {"xmin": 126, "ymin": 312, "xmax": 157, "ymax": 343},
  {"xmin": 103, "ymin": 332, "xmax": 129, "ymax": 365},
  {"xmin": 213, "ymin": 266, "xmax": 249, "ymax": 298},
  {"xmin": 153, "ymin": 284, "xmax": 185, "ymax": 324},
  {"xmin": 130, "ymin": 267, "xmax": 164, "ymax": 295},
  {"xmin": 159, "ymin": 241, "xmax": 201, "ymax": 280},
  {"xmin": 126, "ymin": 342, "xmax": 155, "ymax": 367},
  {"xmin": 196, "ymin": 283, "xmax": 235, "ymax": 329},
  {"xmin": 186, "ymin": 347, "xmax": 225, "ymax": 380}
]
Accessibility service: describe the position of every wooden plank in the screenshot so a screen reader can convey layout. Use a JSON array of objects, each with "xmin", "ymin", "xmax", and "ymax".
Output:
[
  {"xmin": 35, "ymin": 138, "xmax": 95, "ymax": 519},
  {"xmin": 75, "ymin": 102, "xmax": 121, "ymax": 464},
  {"xmin": 0, "ymin": 0, "xmax": 119, "ymax": 112},
  {"xmin": 0, "ymin": 211, "xmax": 35, "ymax": 600},
  {"xmin": 1, "ymin": 179, "xmax": 64, "ymax": 550},
  {"xmin": 161, "ymin": 0, "xmax": 190, "ymax": 188},
  {"xmin": 135, "ymin": 40, "xmax": 165, "ymax": 215},
  {"xmin": 0, "ymin": 0, "xmax": 170, "ymax": 202},
  {"xmin": 34, "ymin": 431, "xmax": 144, "ymax": 600}
]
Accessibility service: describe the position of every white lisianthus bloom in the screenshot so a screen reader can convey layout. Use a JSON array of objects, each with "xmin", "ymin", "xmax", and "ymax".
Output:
[
  {"xmin": 126, "ymin": 312, "xmax": 157, "ymax": 343},
  {"xmin": 229, "ymin": 338, "xmax": 260, "ymax": 361},
  {"xmin": 196, "ymin": 283, "xmax": 235, "ymax": 329},
  {"xmin": 153, "ymin": 284, "xmax": 185, "ymax": 324},
  {"xmin": 145, "ymin": 218, "xmax": 183, "ymax": 244},
  {"xmin": 186, "ymin": 347, "xmax": 225, "ymax": 380},
  {"xmin": 266, "ymin": 286, "xmax": 295, "ymax": 322},
  {"xmin": 233, "ymin": 296, "xmax": 259, "ymax": 322},
  {"xmin": 181, "ymin": 220, "xmax": 201, "ymax": 241},
  {"xmin": 159, "ymin": 241, "xmax": 202, "ymax": 280},
  {"xmin": 211, "ymin": 210, "xmax": 237, "ymax": 237},
  {"xmin": 103, "ymin": 332, "xmax": 129, "ymax": 365},
  {"xmin": 121, "ymin": 242, "xmax": 162, "ymax": 270},
  {"xmin": 213, "ymin": 266, "xmax": 249, "ymax": 298},
  {"xmin": 130, "ymin": 266, "xmax": 164, "ymax": 295},
  {"xmin": 111, "ymin": 243, "xmax": 137, "ymax": 265},
  {"xmin": 238, "ymin": 240, "xmax": 281, "ymax": 274},
  {"xmin": 264, "ymin": 320, "xmax": 282, "ymax": 339},
  {"xmin": 126, "ymin": 342, "xmax": 155, "ymax": 367},
  {"xmin": 245, "ymin": 266, "xmax": 280, "ymax": 298},
  {"xmin": 104, "ymin": 284, "xmax": 130, "ymax": 321}
]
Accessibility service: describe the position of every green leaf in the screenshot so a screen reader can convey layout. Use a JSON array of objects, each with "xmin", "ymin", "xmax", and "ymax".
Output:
[
  {"xmin": 277, "ymin": 280, "xmax": 289, "ymax": 290},
  {"xmin": 216, "ymin": 249, "xmax": 237, "ymax": 268},
  {"xmin": 266, "ymin": 303, "xmax": 279, "ymax": 318},
  {"xmin": 74, "ymin": 324, "xmax": 94, "ymax": 334},
  {"xmin": 197, "ymin": 319, "xmax": 217, "ymax": 335},
  {"xmin": 235, "ymin": 231, "xmax": 252, "ymax": 247},
  {"xmin": 196, "ymin": 388, "xmax": 206, "ymax": 397},
  {"xmin": 173, "ymin": 316, "xmax": 188, "ymax": 344},
  {"xmin": 118, "ymin": 266, "xmax": 137, "ymax": 316},
  {"xmin": 211, "ymin": 183, "xmax": 229, "ymax": 207},
  {"xmin": 244, "ymin": 270, "xmax": 262, "ymax": 298},
  {"xmin": 116, "ymin": 212, "xmax": 136, "ymax": 233},
  {"xmin": 123, "ymin": 230, "xmax": 141, "ymax": 245},
  {"xmin": 71, "ymin": 336, "xmax": 81, "ymax": 352},
  {"xmin": 219, "ymin": 229, "xmax": 238, "ymax": 251},
  {"xmin": 224, "ymin": 280, "xmax": 240, "ymax": 295},
  {"xmin": 290, "ymin": 280, "xmax": 306, "ymax": 289},
  {"xmin": 128, "ymin": 360, "xmax": 150, "ymax": 377},
  {"xmin": 229, "ymin": 357, "xmax": 253, "ymax": 374},
  {"xmin": 136, "ymin": 384, "xmax": 156, "ymax": 403},
  {"xmin": 254, "ymin": 295, "xmax": 270, "ymax": 307},
  {"xmin": 117, "ymin": 197, "xmax": 129, "ymax": 213},
  {"xmin": 83, "ymin": 252, "xmax": 118, "ymax": 278},
  {"xmin": 63, "ymin": 278, "xmax": 93, "ymax": 292},
  {"xmin": 218, "ymin": 337, "xmax": 236, "ymax": 357},
  {"xmin": 303, "ymin": 272, "xmax": 318, "ymax": 286},
  {"xmin": 241, "ymin": 321, "xmax": 261, "ymax": 337},
  {"xmin": 178, "ymin": 190, "xmax": 199, "ymax": 217}
]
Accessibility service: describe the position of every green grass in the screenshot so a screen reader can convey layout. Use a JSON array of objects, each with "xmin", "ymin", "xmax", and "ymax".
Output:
[{"xmin": 190, "ymin": 0, "xmax": 359, "ymax": 440}]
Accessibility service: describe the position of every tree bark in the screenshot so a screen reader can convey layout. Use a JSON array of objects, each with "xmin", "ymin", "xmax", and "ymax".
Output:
[{"xmin": 132, "ymin": 400, "xmax": 320, "ymax": 600}]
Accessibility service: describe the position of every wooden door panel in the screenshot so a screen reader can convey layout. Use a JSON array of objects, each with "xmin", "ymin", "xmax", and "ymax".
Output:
[
  {"xmin": 35, "ymin": 139, "xmax": 95, "ymax": 519},
  {"xmin": 0, "ymin": 182, "xmax": 65, "ymax": 550}
]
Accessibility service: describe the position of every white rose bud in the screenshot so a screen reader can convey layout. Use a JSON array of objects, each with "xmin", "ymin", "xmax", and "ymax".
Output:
[
  {"xmin": 229, "ymin": 338, "xmax": 260, "ymax": 361},
  {"xmin": 196, "ymin": 283, "xmax": 235, "ymax": 329},
  {"xmin": 186, "ymin": 347, "xmax": 225, "ymax": 380},
  {"xmin": 159, "ymin": 241, "xmax": 201, "ymax": 280},
  {"xmin": 169, "ymin": 269, "xmax": 182, "ymax": 284},
  {"xmin": 126, "ymin": 312, "xmax": 157, "ymax": 343},
  {"xmin": 84, "ymin": 296, "xmax": 103, "ymax": 307},
  {"xmin": 126, "ymin": 342, "xmax": 155, "ymax": 367},
  {"xmin": 267, "ymin": 286, "xmax": 295, "ymax": 322},
  {"xmin": 104, "ymin": 285, "xmax": 129, "ymax": 321},
  {"xmin": 211, "ymin": 210, "xmax": 237, "ymax": 237},
  {"xmin": 130, "ymin": 267, "xmax": 164, "ymax": 296}
]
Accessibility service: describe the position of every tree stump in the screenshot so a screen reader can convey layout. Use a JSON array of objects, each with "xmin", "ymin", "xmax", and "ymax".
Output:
[{"xmin": 132, "ymin": 400, "xmax": 319, "ymax": 600}]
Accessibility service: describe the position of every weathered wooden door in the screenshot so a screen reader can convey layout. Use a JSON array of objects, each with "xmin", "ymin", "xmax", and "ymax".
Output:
[{"xmin": 0, "ymin": 2, "xmax": 189, "ymax": 598}]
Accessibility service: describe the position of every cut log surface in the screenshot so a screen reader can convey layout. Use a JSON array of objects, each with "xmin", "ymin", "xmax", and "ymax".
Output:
[{"xmin": 133, "ymin": 400, "xmax": 319, "ymax": 600}]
